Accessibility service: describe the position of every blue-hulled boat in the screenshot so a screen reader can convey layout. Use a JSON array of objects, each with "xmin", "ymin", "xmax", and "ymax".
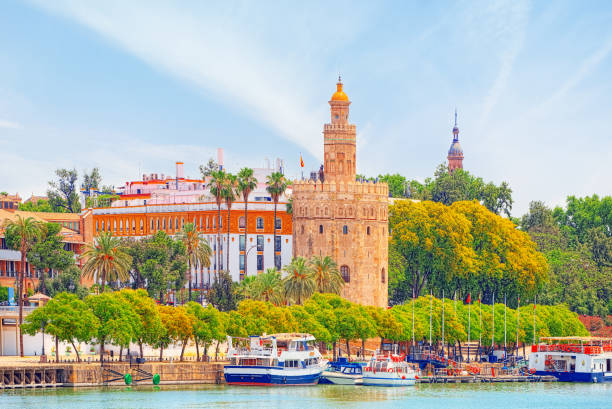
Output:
[{"xmin": 224, "ymin": 333, "xmax": 325, "ymax": 386}]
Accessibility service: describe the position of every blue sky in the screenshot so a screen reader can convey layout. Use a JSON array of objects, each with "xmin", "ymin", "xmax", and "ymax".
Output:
[{"xmin": 0, "ymin": 0, "xmax": 611, "ymax": 216}]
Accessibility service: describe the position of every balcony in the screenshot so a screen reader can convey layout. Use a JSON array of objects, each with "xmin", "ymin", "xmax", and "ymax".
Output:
[{"xmin": 0, "ymin": 249, "xmax": 20, "ymax": 261}]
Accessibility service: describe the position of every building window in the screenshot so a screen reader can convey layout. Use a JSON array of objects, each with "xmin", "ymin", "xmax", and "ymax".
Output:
[
  {"xmin": 343, "ymin": 225, "xmax": 348, "ymax": 234},
  {"xmin": 319, "ymin": 225, "xmax": 323, "ymax": 234},
  {"xmin": 140, "ymin": 219, "xmax": 143, "ymax": 232},
  {"xmin": 341, "ymin": 265, "xmax": 350, "ymax": 283},
  {"xmin": 239, "ymin": 235, "xmax": 245, "ymax": 251},
  {"xmin": 157, "ymin": 218, "xmax": 160, "ymax": 231},
  {"xmin": 206, "ymin": 217, "xmax": 210, "ymax": 229},
  {"xmin": 275, "ymin": 218, "xmax": 282, "ymax": 230},
  {"xmin": 301, "ymin": 225, "xmax": 304, "ymax": 234},
  {"xmin": 181, "ymin": 217, "xmax": 185, "ymax": 228},
  {"xmin": 367, "ymin": 226, "xmax": 370, "ymax": 235},
  {"xmin": 132, "ymin": 220, "xmax": 135, "ymax": 232},
  {"xmin": 240, "ymin": 254, "xmax": 245, "ymax": 270},
  {"xmin": 257, "ymin": 254, "xmax": 264, "ymax": 271},
  {"xmin": 213, "ymin": 217, "xmax": 216, "ymax": 229},
  {"xmin": 274, "ymin": 236, "xmax": 281, "ymax": 252},
  {"xmin": 163, "ymin": 218, "xmax": 166, "ymax": 230},
  {"xmin": 200, "ymin": 217, "xmax": 203, "ymax": 229},
  {"xmin": 239, "ymin": 216, "xmax": 245, "ymax": 229},
  {"xmin": 274, "ymin": 254, "xmax": 281, "ymax": 270},
  {"xmin": 256, "ymin": 217, "xmax": 264, "ymax": 229},
  {"xmin": 150, "ymin": 219, "xmax": 153, "ymax": 231},
  {"xmin": 175, "ymin": 217, "xmax": 178, "ymax": 229},
  {"xmin": 113, "ymin": 220, "xmax": 117, "ymax": 232},
  {"xmin": 381, "ymin": 268, "xmax": 386, "ymax": 284},
  {"xmin": 96, "ymin": 221, "xmax": 99, "ymax": 232},
  {"xmin": 257, "ymin": 235, "xmax": 264, "ymax": 251}
]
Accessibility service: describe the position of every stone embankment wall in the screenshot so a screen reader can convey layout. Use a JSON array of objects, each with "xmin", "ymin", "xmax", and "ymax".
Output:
[{"xmin": 1, "ymin": 361, "xmax": 226, "ymax": 388}]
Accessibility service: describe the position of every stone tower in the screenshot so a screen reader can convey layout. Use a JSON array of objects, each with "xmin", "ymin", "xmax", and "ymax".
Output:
[
  {"xmin": 292, "ymin": 78, "xmax": 389, "ymax": 308},
  {"xmin": 447, "ymin": 110, "xmax": 464, "ymax": 174}
]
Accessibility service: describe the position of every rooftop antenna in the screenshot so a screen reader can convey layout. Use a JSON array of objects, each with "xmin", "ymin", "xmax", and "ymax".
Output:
[{"xmin": 454, "ymin": 108, "xmax": 457, "ymax": 127}]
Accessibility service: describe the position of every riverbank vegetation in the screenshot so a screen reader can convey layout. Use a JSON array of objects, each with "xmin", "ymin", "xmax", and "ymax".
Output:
[{"xmin": 21, "ymin": 290, "xmax": 587, "ymax": 362}]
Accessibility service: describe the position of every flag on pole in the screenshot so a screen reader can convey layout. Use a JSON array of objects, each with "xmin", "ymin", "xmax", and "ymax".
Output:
[
  {"xmin": 300, "ymin": 154, "xmax": 304, "ymax": 168},
  {"xmin": 467, "ymin": 292, "xmax": 471, "ymax": 362},
  {"xmin": 467, "ymin": 293, "xmax": 471, "ymax": 304}
]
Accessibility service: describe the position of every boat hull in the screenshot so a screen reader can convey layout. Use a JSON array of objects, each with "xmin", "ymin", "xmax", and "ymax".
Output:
[
  {"xmin": 534, "ymin": 371, "xmax": 612, "ymax": 383},
  {"xmin": 362, "ymin": 375, "xmax": 416, "ymax": 387},
  {"xmin": 319, "ymin": 371, "xmax": 361, "ymax": 385},
  {"xmin": 224, "ymin": 366, "xmax": 322, "ymax": 386}
]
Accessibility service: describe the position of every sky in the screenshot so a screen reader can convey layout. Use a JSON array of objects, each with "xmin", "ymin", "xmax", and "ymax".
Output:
[{"xmin": 0, "ymin": 0, "xmax": 611, "ymax": 216}]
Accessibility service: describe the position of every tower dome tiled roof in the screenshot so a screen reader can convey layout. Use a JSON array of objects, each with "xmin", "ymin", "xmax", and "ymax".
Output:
[
  {"xmin": 448, "ymin": 140, "xmax": 463, "ymax": 156},
  {"xmin": 331, "ymin": 76, "xmax": 349, "ymax": 101}
]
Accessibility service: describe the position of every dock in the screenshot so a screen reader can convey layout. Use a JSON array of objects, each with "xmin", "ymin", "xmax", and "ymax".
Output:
[{"xmin": 417, "ymin": 375, "xmax": 557, "ymax": 383}]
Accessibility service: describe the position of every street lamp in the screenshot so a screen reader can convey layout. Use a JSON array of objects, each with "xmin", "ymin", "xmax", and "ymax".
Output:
[
  {"xmin": 244, "ymin": 245, "xmax": 257, "ymax": 277},
  {"xmin": 41, "ymin": 321, "xmax": 46, "ymax": 357}
]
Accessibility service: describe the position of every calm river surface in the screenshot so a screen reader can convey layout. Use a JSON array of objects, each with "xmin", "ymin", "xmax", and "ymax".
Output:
[{"xmin": 2, "ymin": 383, "xmax": 611, "ymax": 409}]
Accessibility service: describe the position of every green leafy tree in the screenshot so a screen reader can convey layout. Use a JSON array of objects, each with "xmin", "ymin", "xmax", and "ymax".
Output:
[
  {"xmin": 81, "ymin": 232, "xmax": 132, "ymax": 292},
  {"xmin": 208, "ymin": 270, "xmax": 237, "ymax": 311},
  {"xmin": 124, "ymin": 231, "xmax": 188, "ymax": 298},
  {"xmin": 237, "ymin": 167, "xmax": 258, "ymax": 275},
  {"xmin": 282, "ymin": 257, "xmax": 315, "ymax": 305},
  {"xmin": 22, "ymin": 292, "xmax": 98, "ymax": 362},
  {"xmin": 81, "ymin": 168, "xmax": 102, "ymax": 192},
  {"xmin": 377, "ymin": 173, "xmax": 409, "ymax": 198},
  {"xmin": 185, "ymin": 302, "xmax": 211, "ymax": 361},
  {"xmin": 86, "ymin": 292, "xmax": 141, "ymax": 364},
  {"xmin": 199, "ymin": 158, "xmax": 219, "ymax": 177},
  {"xmin": 47, "ymin": 168, "xmax": 81, "ymax": 213},
  {"xmin": 117, "ymin": 289, "xmax": 164, "ymax": 358},
  {"xmin": 39, "ymin": 265, "xmax": 89, "ymax": 299},
  {"xmin": 266, "ymin": 172, "xmax": 289, "ymax": 269},
  {"xmin": 18, "ymin": 199, "xmax": 54, "ymax": 213},
  {"xmin": 27, "ymin": 222, "xmax": 75, "ymax": 295},
  {"xmin": 2, "ymin": 215, "xmax": 41, "ymax": 356}
]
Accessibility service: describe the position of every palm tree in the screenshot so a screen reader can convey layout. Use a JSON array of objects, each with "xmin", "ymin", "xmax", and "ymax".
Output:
[
  {"xmin": 234, "ymin": 275, "xmax": 257, "ymax": 300},
  {"xmin": 237, "ymin": 168, "xmax": 258, "ymax": 276},
  {"xmin": 266, "ymin": 171, "xmax": 289, "ymax": 270},
  {"xmin": 309, "ymin": 255, "xmax": 344, "ymax": 294},
  {"xmin": 222, "ymin": 173, "xmax": 238, "ymax": 275},
  {"xmin": 253, "ymin": 268, "xmax": 284, "ymax": 304},
  {"xmin": 207, "ymin": 169, "xmax": 226, "ymax": 280},
  {"xmin": 177, "ymin": 222, "xmax": 212, "ymax": 302},
  {"xmin": 282, "ymin": 257, "xmax": 315, "ymax": 305},
  {"xmin": 2, "ymin": 215, "xmax": 41, "ymax": 357},
  {"xmin": 81, "ymin": 232, "xmax": 132, "ymax": 292}
]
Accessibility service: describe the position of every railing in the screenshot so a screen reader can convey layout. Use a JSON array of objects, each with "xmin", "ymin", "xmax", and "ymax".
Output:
[{"xmin": 0, "ymin": 306, "xmax": 38, "ymax": 314}]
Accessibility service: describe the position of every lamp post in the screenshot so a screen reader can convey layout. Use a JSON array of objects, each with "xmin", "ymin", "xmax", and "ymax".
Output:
[
  {"xmin": 41, "ymin": 321, "xmax": 46, "ymax": 356},
  {"xmin": 244, "ymin": 245, "xmax": 257, "ymax": 277}
]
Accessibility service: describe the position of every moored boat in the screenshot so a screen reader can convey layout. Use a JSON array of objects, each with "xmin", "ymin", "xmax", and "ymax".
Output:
[
  {"xmin": 528, "ymin": 336, "xmax": 612, "ymax": 382},
  {"xmin": 319, "ymin": 358, "xmax": 364, "ymax": 385},
  {"xmin": 223, "ymin": 333, "xmax": 325, "ymax": 386},
  {"xmin": 362, "ymin": 353, "xmax": 417, "ymax": 387}
]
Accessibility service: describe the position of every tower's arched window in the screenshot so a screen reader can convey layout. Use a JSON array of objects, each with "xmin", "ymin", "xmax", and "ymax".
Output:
[
  {"xmin": 239, "ymin": 216, "xmax": 245, "ymax": 228},
  {"xmin": 341, "ymin": 265, "xmax": 350, "ymax": 283},
  {"xmin": 256, "ymin": 217, "xmax": 264, "ymax": 229},
  {"xmin": 381, "ymin": 268, "xmax": 386, "ymax": 284},
  {"xmin": 301, "ymin": 225, "xmax": 305, "ymax": 234},
  {"xmin": 319, "ymin": 225, "xmax": 323, "ymax": 234},
  {"xmin": 367, "ymin": 226, "xmax": 371, "ymax": 235},
  {"xmin": 342, "ymin": 225, "xmax": 348, "ymax": 235}
]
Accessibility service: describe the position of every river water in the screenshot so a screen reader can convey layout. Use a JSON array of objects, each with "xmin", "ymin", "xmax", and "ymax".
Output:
[{"xmin": 2, "ymin": 383, "xmax": 611, "ymax": 409}]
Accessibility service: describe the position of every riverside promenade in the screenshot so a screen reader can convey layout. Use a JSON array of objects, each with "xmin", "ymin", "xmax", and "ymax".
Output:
[{"xmin": 0, "ymin": 357, "xmax": 225, "ymax": 388}]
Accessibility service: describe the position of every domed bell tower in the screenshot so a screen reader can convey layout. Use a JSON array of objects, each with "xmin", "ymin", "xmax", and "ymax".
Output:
[
  {"xmin": 324, "ymin": 76, "xmax": 356, "ymax": 184},
  {"xmin": 447, "ymin": 109, "xmax": 464, "ymax": 174}
]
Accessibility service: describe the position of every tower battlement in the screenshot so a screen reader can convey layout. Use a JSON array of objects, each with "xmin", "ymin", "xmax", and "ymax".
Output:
[{"xmin": 292, "ymin": 180, "xmax": 389, "ymax": 196}]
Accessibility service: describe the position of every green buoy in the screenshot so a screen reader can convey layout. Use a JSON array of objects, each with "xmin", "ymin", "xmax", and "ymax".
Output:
[
  {"xmin": 152, "ymin": 373, "xmax": 160, "ymax": 385},
  {"xmin": 124, "ymin": 373, "xmax": 132, "ymax": 385}
]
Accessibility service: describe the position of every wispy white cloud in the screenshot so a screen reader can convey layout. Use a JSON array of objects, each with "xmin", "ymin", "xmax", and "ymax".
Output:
[
  {"xmin": 476, "ymin": 0, "xmax": 530, "ymax": 132},
  {"xmin": 0, "ymin": 119, "xmax": 21, "ymax": 129},
  {"xmin": 27, "ymin": 0, "xmax": 372, "ymax": 160},
  {"xmin": 533, "ymin": 35, "xmax": 612, "ymax": 114}
]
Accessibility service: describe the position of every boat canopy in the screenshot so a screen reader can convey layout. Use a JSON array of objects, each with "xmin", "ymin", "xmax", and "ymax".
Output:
[
  {"xmin": 540, "ymin": 337, "xmax": 612, "ymax": 342},
  {"xmin": 268, "ymin": 333, "xmax": 316, "ymax": 342}
]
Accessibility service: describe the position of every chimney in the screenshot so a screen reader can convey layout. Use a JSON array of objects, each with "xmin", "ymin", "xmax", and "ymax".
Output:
[
  {"xmin": 176, "ymin": 162, "xmax": 184, "ymax": 179},
  {"xmin": 217, "ymin": 148, "xmax": 224, "ymax": 171}
]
